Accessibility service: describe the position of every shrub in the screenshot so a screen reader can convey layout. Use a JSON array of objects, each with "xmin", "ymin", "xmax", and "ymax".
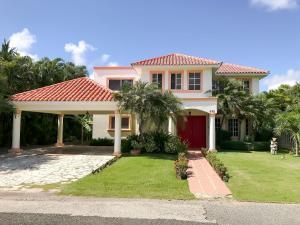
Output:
[
  {"xmin": 255, "ymin": 129, "xmax": 273, "ymax": 142},
  {"xmin": 121, "ymin": 135, "xmax": 139, "ymax": 153},
  {"xmin": 165, "ymin": 135, "xmax": 188, "ymax": 154},
  {"xmin": 253, "ymin": 141, "xmax": 269, "ymax": 151},
  {"xmin": 206, "ymin": 152, "xmax": 229, "ymax": 182},
  {"xmin": 174, "ymin": 153, "xmax": 188, "ymax": 179},
  {"xmin": 220, "ymin": 140, "xmax": 248, "ymax": 151},
  {"xmin": 216, "ymin": 129, "xmax": 231, "ymax": 146},
  {"xmin": 90, "ymin": 138, "xmax": 114, "ymax": 146},
  {"xmin": 121, "ymin": 131, "xmax": 187, "ymax": 154}
]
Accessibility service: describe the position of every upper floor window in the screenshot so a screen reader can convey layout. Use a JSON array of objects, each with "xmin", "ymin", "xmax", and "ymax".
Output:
[
  {"xmin": 242, "ymin": 80, "xmax": 250, "ymax": 92},
  {"xmin": 215, "ymin": 118, "xmax": 221, "ymax": 131},
  {"xmin": 188, "ymin": 72, "xmax": 201, "ymax": 90},
  {"xmin": 108, "ymin": 79, "xmax": 133, "ymax": 91},
  {"xmin": 170, "ymin": 73, "xmax": 182, "ymax": 90},
  {"xmin": 109, "ymin": 116, "xmax": 130, "ymax": 130},
  {"xmin": 228, "ymin": 119, "xmax": 239, "ymax": 137},
  {"xmin": 151, "ymin": 73, "xmax": 163, "ymax": 89}
]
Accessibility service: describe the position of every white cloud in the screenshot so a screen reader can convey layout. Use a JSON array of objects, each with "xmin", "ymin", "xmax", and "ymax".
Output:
[
  {"xmin": 107, "ymin": 61, "xmax": 119, "ymax": 67},
  {"xmin": 262, "ymin": 69, "xmax": 300, "ymax": 90},
  {"xmin": 250, "ymin": 0, "xmax": 298, "ymax": 11},
  {"xmin": 9, "ymin": 28, "xmax": 38, "ymax": 60},
  {"xmin": 100, "ymin": 54, "xmax": 110, "ymax": 63},
  {"xmin": 64, "ymin": 40, "xmax": 95, "ymax": 65}
]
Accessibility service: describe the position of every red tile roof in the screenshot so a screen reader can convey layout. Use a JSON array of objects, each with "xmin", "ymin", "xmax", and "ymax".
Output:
[
  {"xmin": 131, "ymin": 53, "xmax": 221, "ymax": 66},
  {"xmin": 216, "ymin": 63, "xmax": 269, "ymax": 75},
  {"xmin": 11, "ymin": 77, "xmax": 113, "ymax": 102}
]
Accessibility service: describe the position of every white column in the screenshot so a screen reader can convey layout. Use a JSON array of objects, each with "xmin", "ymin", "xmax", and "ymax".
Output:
[
  {"xmin": 55, "ymin": 114, "xmax": 64, "ymax": 147},
  {"xmin": 114, "ymin": 110, "xmax": 122, "ymax": 156},
  {"xmin": 209, "ymin": 112, "xmax": 216, "ymax": 151},
  {"xmin": 240, "ymin": 119, "xmax": 246, "ymax": 141},
  {"xmin": 10, "ymin": 110, "xmax": 22, "ymax": 153},
  {"xmin": 168, "ymin": 116, "xmax": 175, "ymax": 134}
]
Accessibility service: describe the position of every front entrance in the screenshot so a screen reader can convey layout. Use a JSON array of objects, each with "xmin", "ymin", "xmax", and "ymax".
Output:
[{"xmin": 177, "ymin": 116, "xmax": 206, "ymax": 149}]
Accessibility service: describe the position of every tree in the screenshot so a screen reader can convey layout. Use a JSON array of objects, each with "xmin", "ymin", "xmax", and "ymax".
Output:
[
  {"xmin": 72, "ymin": 115, "xmax": 93, "ymax": 144},
  {"xmin": 274, "ymin": 105, "xmax": 300, "ymax": 156},
  {"xmin": 113, "ymin": 81, "xmax": 182, "ymax": 133},
  {"xmin": 0, "ymin": 39, "xmax": 89, "ymax": 148},
  {"xmin": 213, "ymin": 77, "xmax": 249, "ymax": 128}
]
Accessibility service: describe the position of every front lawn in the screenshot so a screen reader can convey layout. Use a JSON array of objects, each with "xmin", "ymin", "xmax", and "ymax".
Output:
[
  {"xmin": 218, "ymin": 150, "xmax": 300, "ymax": 203},
  {"xmin": 61, "ymin": 154, "xmax": 194, "ymax": 199}
]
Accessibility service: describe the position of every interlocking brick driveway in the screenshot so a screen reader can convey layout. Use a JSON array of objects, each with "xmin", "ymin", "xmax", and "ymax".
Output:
[{"xmin": 0, "ymin": 146, "xmax": 115, "ymax": 188}]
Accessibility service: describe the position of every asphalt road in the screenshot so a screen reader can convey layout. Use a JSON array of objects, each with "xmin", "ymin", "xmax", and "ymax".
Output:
[{"xmin": 0, "ymin": 213, "xmax": 213, "ymax": 225}]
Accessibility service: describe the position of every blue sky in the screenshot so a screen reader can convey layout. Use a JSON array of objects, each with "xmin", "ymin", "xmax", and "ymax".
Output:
[{"xmin": 0, "ymin": 0, "xmax": 299, "ymax": 91}]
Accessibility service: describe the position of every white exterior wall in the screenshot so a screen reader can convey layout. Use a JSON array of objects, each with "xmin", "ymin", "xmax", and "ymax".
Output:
[
  {"xmin": 251, "ymin": 78, "xmax": 260, "ymax": 95},
  {"xmin": 92, "ymin": 115, "xmax": 111, "ymax": 139},
  {"xmin": 93, "ymin": 68, "xmax": 138, "ymax": 86}
]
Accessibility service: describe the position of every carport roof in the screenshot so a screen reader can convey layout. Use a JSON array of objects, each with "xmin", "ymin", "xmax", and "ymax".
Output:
[{"xmin": 11, "ymin": 77, "xmax": 114, "ymax": 102}]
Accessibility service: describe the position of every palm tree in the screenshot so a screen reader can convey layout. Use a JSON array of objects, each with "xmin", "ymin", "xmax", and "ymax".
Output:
[
  {"xmin": 213, "ymin": 77, "xmax": 248, "ymax": 128},
  {"xmin": 0, "ymin": 39, "xmax": 18, "ymax": 61},
  {"xmin": 113, "ymin": 81, "xmax": 182, "ymax": 133},
  {"xmin": 274, "ymin": 105, "xmax": 300, "ymax": 156}
]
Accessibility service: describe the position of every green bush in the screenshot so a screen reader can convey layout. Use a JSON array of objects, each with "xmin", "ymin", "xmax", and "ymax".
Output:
[
  {"xmin": 220, "ymin": 140, "xmax": 249, "ymax": 151},
  {"xmin": 255, "ymin": 129, "xmax": 273, "ymax": 142},
  {"xmin": 206, "ymin": 152, "xmax": 229, "ymax": 182},
  {"xmin": 216, "ymin": 129, "xmax": 231, "ymax": 146},
  {"xmin": 90, "ymin": 138, "xmax": 114, "ymax": 146},
  {"xmin": 253, "ymin": 141, "xmax": 269, "ymax": 151},
  {"xmin": 165, "ymin": 135, "xmax": 188, "ymax": 154},
  {"xmin": 121, "ymin": 135, "xmax": 139, "ymax": 153},
  {"xmin": 121, "ymin": 131, "xmax": 187, "ymax": 154}
]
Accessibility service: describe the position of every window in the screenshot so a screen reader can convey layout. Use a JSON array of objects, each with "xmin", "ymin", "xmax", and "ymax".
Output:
[
  {"xmin": 109, "ymin": 116, "xmax": 130, "ymax": 130},
  {"xmin": 188, "ymin": 72, "xmax": 201, "ymax": 90},
  {"xmin": 170, "ymin": 73, "xmax": 182, "ymax": 90},
  {"xmin": 242, "ymin": 80, "xmax": 250, "ymax": 92},
  {"xmin": 108, "ymin": 79, "xmax": 133, "ymax": 91},
  {"xmin": 228, "ymin": 119, "xmax": 239, "ymax": 137},
  {"xmin": 215, "ymin": 118, "xmax": 221, "ymax": 131},
  {"xmin": 151, "ymin": 73, "xmax": 163, "ymax": 89},
  {"xmin": 246, "ymin": 119, "xmax": 249, "ymax": 136}
]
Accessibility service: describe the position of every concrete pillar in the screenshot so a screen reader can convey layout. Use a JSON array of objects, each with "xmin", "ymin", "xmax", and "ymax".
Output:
[
  {"xmin": 114, "ymin": 110, "xmax": 122, "ymax": 156},
  {"xmin": 209, "ymin": 112, "xmax": 216, "ymax": 151},
  {"xmin": 55, "ymin": 114, "xmax": 64, "ymax": 147},
  {"xmin": 168, "ymin": 116, "xmax": 176, "ymax": 134},
  {"xmin": 240, "ymin": 119, "xmax": 246, "ymax": 141},
  {"xmin": 10, "ymin": 110, "xmax": 22, "ymax": 154}
]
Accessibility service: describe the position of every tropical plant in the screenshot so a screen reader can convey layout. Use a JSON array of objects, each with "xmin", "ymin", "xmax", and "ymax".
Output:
[
  {"xmin": 0, "ymin": 39, "xmax": 88, "ymax": 148},
  {"xmin": 113, "ymin": 81, "xmax": 182, "ymax": 133},
  {"xmin": 274, "ymin": 105, "xmax": 300, "ymax": 156},
  {"xmin": 73, "ymin": 114, "xmax": 93, "ymax": 144}
]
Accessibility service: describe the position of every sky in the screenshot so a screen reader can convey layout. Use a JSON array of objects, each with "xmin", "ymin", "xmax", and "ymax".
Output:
[{"xmin": 0, "ymin": 0, "xmax": 300, "ymax": 91}]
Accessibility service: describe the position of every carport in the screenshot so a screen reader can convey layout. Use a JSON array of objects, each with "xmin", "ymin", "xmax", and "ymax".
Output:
[{"xmin": 9, "ymin": 77, "xmax": 122, "ymax": 156}]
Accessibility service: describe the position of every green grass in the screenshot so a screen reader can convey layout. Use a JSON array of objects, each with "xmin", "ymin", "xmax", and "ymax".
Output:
[
  {"xmin": 218, "ymin": 150, "xmax": 300, "ymax": 203},
  {"xmin": 61, "ymin": 154, "xmax": 194, "ymax": 200}
]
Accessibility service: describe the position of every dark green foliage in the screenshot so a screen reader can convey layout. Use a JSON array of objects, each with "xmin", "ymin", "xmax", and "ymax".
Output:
[
  {"xmin": 121, "ymin": 131, "xmax": 187, "ymax": 154},
  {"xmin": 206, "ymin": 152, "xmax": 229, "ymax": 182},
  {"xmin": 255, "ymin": 129, "xmax": 273, "ymax": 141},
  {"xmin": 90, "ymin": 138, "xmax": 114, "ymax": 146},
  {"xmin": 216, "ymin": 129, "xmax": 231, "ymax": 146},
  {"xmin": 0, "ymin": 40, "xmax": 88, "ymax": 147},
  {"xmin": 252, "ymin": 142, "xmax": 269, "ymax": 151},
  {"xmin": 121, "ymin": 135, "xmax": 139, "ymax": 153},
  {"xmin": 220, "ymin": 140, "xmax": 249, "ymax": 151}
]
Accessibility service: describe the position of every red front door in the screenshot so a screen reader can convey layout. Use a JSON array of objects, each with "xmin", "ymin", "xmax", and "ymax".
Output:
[{"xmin": 177, "ymin": 116, "xmax": 206, "ymax": 149}]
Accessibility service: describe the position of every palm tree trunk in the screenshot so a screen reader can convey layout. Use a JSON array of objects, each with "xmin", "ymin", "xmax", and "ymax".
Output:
[{"xmin": 295, "ymin": 141, "xmax": 299, "ymax": 157}]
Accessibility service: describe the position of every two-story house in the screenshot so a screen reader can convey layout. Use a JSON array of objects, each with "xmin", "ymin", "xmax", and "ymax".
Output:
[
  {"xmin": 92, "ymin": 53, "xmax": 269, "ymax": 150},
  {"xmin": 10, "ymin": 53, "xmax": 268, "ymax": 155}
]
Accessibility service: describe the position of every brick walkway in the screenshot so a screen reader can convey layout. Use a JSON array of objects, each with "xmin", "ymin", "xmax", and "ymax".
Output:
[{"xmin": 187, "ymin": 151, "xmax": 232, "ymax": 198}]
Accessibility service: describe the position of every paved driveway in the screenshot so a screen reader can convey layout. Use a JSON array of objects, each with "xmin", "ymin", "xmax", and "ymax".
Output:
[{"xmin": 0, "ymin": 146, "xmax": 115, "ymax": 188}]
